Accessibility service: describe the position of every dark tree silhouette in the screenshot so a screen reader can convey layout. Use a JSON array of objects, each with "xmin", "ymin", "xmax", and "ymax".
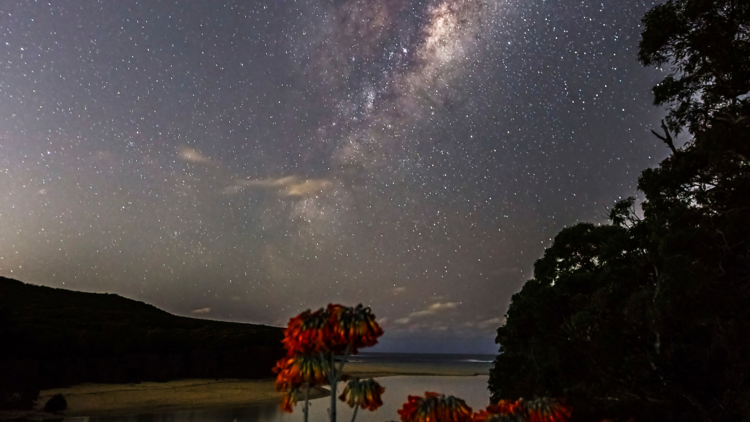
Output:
[
  {"xmin": 638, "ymin": 0, "xmax": 750, "ymax": 134},
  {"xmin": 490, "ymin": 1, "xmax": 750, "ymax": 420}
]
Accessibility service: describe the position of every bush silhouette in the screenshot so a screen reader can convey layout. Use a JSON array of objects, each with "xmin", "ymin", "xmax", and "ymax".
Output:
[
  {"xmin": 43, "ymin": 394, "xmax": 67, "ymax": 413},
  {"xmin": 0, "ymin": 388, "xmax": 39, "ymax": 411}
]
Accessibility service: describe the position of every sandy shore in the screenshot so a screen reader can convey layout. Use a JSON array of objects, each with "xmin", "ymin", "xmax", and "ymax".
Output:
[
  {"xmin": 33, "ymin": 379, "xmax": 329, "ymax": 417},
  {"xmin": 344, "ymin": 360, "xmax": 491, "ymax": 379},
  {"xmin": 1, "ymin": 361, "xmax": 490, "ymax": 420}
]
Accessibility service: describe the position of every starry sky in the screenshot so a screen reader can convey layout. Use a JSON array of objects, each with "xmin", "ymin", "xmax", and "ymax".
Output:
[{"xmin": 0, "ymin": 0, "xmax": 668, "ymax": 353}]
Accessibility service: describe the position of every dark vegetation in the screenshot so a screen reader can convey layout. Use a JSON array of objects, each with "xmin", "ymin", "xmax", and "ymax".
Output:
[
  {"xmin": 0, "ymin": 277, "xmax": 284, "ymax": 409},
  {"xmin": 489, "ymin": 0, "xmax": 750, "ymax": 421},
  {"xmin": 43, "ymin": 394, "xmax": 66, "ymax": 413}
]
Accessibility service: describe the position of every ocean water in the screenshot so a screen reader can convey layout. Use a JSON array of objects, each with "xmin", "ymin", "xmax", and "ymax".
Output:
[
  {"xmin": 65, "ymin": 353, "xmax": 496, "ymax": 422},
  {"xmin": 342, "ymin": 352, "xmax": 495, "ymax": 377},
  {"xmin": 348, "ymin": 352, "xmax": 495, "ymax": 365}
]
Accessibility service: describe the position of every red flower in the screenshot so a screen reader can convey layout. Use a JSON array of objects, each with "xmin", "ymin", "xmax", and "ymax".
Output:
[
  {"xmin": 525, "ymin": 398, "xmax": 571, "ymax": 422},
  {"xmin": 273, "ymin": 354, "xmax": 328, "ymax": 391},
  {"xmin": 398, "ymin": 392, "xmax": 473, "ymax": 422},
  {"xmin": 280, "ymin": 304, "xmax": 383, "ymax": 356},
  {"xmin": 282, "ymin": 308, "xmax": 331, "ymax": 355},
  {"xmin": 339, "ymin": 378, "xmax": 385, "ymax": 411},
  {"xmin": 473, "ymin": 398, "xmax": 571, "ymax": 422},
  {"xmin": 327, "ymin": 304, "xmax": 384, "ymax": 354},
  {"xmin": 490, "ymin": 400, "xmax": 526, "ymax": 415},
  {"xmin": 276, "ymin": 304, "xmax": 385, "ymax": 417},
  {"xmin": 473, "ymin": 407, "xmax": 525, "ymax": 422},
  {"xmin": 473, "ymin": 399, "xmax": 527, "ymax": 422},
  {"xmin": 280, "ymin": 388, "xmax": 302, "ymax": 413},
  {"xmin": 439, "ymin": 395, "xmax": 475, "ymax": 422}
]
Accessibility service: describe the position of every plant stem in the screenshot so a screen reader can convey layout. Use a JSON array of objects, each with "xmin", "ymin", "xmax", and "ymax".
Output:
[
  {"xmin": 336, "ymin": 342, "xmax": 353, "ymax": 378},
  {"xmin": 350, "ymin": 404, "xmax": 359, "ymax": 422},
  {"xmin": 330, "ymin": 352, "xmax": 337, "ymax": 422},
  {"xmin": 304, "ymin": 382, "xmax": 309, "ymax": 422},
  {"xmin": 330, "ymin": 342, "xmax": 354, "ymax": 422}
]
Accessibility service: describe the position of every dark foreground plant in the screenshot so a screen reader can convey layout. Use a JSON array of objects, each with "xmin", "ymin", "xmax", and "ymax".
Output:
[{"xmin": 273, "ymin": 304, "xmax": 384, "ymax": 422}]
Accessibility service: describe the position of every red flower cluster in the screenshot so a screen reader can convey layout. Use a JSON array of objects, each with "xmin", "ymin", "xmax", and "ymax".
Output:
[
  {"xmin": 398, "ymin": 392, "xmax": 474, "ymax": 422},
  {"xmin": 473, "ymin": 398, "xmax": 571, "ymax": 422},
  {"xmin": 525, "ymin": 398, "xmax": 572, "ymax": 422},
  {"xmin": 273, "ymin": 354, "xmax": 328, "ymax": 392},
  {"xmin": 280, "ymin": 388, "xmax": 303, "ymax": 413},
  {"xmin": 274, "ymin": 304, "xmax": 384, "ymax": 415},
  {"xmin": 281, "ymin": 308, "xmax": 331, "ymax": 355},
  {"xmin": 339, "ymin": 378, "xmax": 385, "ymax": 411},
  {"xmin": 397, "ymin": 395, "xmax": 571, "ymax": 422},
  {"xmin": 473, "ymin": 399, "xmax": 525, "ymax": 422},
  {"xmin": 327, "ymin": 304, "xmax": 384, "ymax": 353},
  {"xmin": 280, "ymin": 304, "xmax": 384, "ymax": 357}
]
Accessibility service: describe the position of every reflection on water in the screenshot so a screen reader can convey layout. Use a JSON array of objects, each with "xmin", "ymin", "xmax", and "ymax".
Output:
[
  {"xmin": 65, "ymin": 375, "xmax": 490, "ymax": 422},
  {"xmin": 348, "ymin": 352, "xmax": 496, "ymax": 364}
]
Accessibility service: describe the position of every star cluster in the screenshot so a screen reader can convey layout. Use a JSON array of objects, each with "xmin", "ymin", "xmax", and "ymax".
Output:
[{"xmin": 0, "ymin": 0, "xmax": 665, "ymax": 352}]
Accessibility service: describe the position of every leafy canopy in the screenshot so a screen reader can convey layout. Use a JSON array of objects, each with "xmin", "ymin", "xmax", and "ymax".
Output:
[
  {"xmin": 490, "ymin": 0, "xmax": 750, "ymax": 420},
  {"xmin": 638, "ymin": 0, "xmax": 750, "ymax": 133}
]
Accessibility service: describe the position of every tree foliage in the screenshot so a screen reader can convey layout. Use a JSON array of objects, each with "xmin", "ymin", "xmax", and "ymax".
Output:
[
  {"xmin": 491, "ymin": 110, "xmax": 750, "ymax": 420},
  {"xmin": 491, "ymin": 1, "xmax": 750, "ymax": 420},
  {"xmin": 638, "ymin": 0, "xmax": 750, "ymax": 133}
]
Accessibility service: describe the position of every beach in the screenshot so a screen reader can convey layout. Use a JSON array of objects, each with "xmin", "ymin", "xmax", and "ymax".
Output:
[
  {"xmin": 11, "ymin": 355, "xmax": 492, "ymax": 419},
  {"xmin": 29, "ymin": 379, "xmax": 328, "ymax": 418}
]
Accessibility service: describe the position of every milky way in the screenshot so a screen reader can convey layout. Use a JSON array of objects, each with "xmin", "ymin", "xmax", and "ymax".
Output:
[{"xmin": 0, "ymin": 0, "xmax": 666, "ymax": 352}]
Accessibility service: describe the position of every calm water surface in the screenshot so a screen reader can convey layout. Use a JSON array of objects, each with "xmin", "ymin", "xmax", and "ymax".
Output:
[
  {"xmin": 64, "ymin": 353, "xmax": 495, "ymax": 422},
  {"xmin": 65, "ymin": 375, "xmax": 491, "ymax": 422}
]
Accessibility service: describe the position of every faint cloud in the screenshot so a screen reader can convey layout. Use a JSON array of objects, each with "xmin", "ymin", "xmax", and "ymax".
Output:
[
  {"xmin": 395, "ymin": 317, "xmax": 411, "ymax": 325},
  {"xmin": 286, "ymin": 179, "xmax": 334, "ymax": 197},
  {"xmin": 428, "ymin": 302, "xmax": 460, "ymax": 312},
  {"xmin": 178, "ymin": 146, "xmax": 216, "ymax": 165},
  {"xmin": 478, "ymin": 316, "xmax": 505, "ymax": 329},
  {"xmin": 392, "ymin": 286, "xmax": 406, "ymax": 294},
  {"xmin": 224, "ymin": 175, "xmax": 333, "ymax": 198},
  {"xmin": 222, "ymin": 176, "xmax": 293, "ymax": 194},
  {"xmin": 192, "ymin": 307, "xmax": 211, "ymax": 315},
  {"xmin": 405, "ymin": 301, "xmax": 461, "ymax": 319}
]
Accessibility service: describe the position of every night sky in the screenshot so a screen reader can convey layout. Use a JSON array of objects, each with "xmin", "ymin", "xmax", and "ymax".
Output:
[{"xmin": 0, "ymin": 0, "xmax": 668, "ymax": 353}]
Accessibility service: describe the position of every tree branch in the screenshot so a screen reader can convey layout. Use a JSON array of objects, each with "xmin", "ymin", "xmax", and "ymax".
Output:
[{"xmin": 651, "ymin": 119, "xmax": 680, "ymax": 156}]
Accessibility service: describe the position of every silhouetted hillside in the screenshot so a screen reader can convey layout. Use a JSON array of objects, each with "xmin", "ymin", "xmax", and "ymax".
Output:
[{"xmin": 0, "ymin": 277, "xmax": 284, "ymax": 395}]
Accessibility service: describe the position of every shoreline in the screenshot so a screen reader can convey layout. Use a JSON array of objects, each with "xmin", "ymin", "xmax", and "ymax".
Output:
[
  {"xmin": 1, "ymin": 361, "xmax": 491, "ymax": 420},
  {"xmin": 343, "ymin": 360, "xmax": 491, "ymax": 379}
]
